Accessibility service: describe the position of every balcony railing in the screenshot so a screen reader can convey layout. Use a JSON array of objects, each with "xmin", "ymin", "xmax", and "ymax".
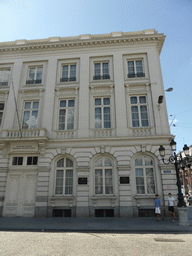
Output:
[
  {"xmin": 94, "ymin": 129, "xmax": 112, "ymax": 138},
  {"xmin": 56, "ymin": 130, "xmax": 74, "ymax": 139},
  {"xmin": 93, "ymin": 75, "xmax": 110, "ymax": 80},
  {"xmin": 2, "ymin": 128, "xmax": 47, "ymax": 138},
  {"xmin": 0, "ymin": 81, "xmax": 8, "ymax": 86},
  {"xmin": 26, "ymin": 79, "xmax": 42, "ymax": 84},
  {"xmin": 60, "ymin": 77, "xmax": 76, "ymax": 82},
  {"xmin": 132, "ymin": 127, "xmax": 151, "ymax": 136},
  {"xmin": 128, "ymin": 72, "xmax": 145, "ymax": 78}
]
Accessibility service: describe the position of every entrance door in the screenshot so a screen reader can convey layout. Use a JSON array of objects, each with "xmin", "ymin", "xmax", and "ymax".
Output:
[{"xmin": 3, "ymin": 171, "xmax": 37, "ymax": 217}]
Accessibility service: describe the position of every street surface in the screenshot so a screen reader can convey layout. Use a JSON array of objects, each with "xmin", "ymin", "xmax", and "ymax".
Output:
[{"xmin": 0, "ymin": 232, "xmax": 192, "ymax": 256}]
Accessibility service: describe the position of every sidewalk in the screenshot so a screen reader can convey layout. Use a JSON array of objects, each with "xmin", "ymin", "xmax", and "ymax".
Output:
[{"xmin": 0, "ymin": 207, "xmax": 191, "ymax": 233}]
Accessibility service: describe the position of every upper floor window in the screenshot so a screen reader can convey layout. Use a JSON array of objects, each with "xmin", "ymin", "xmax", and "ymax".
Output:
[
  {"xmin": 26, "ymin": 66, "xmax": 43, "ymax": 84},
  {"xmin": 22, "ymin": 101, "xmax": 39, "ymax": 129},
  {"xmin": 94, "ymin": 98, "xmax": 111, "ymax": 129},
  {"xmin": 60, "ymin": 65, "xmax": 76, "ymax": 82},
  {"xmin": 94, "ymin": 63, "xmax": 110, "ymax": 80},
  {"xmin": 0, "ymin": 103, "xmax": 5, "ymax": 127},
  {"xmin": 0, "ymin": 69, "xmax": 10, "ymax": 86},
  {"xmin": 135, "ymin": 156, "xmax": 155, "ymax": 194},
  {"xmin": 58, "ymin": 99, "xmax": 75, "ymax": 130},
  {"xmin": 128, "ymin": 60, "xmax": 145, "ymax": 78},
  {"xmin": 12, "ymin": 157, "xmax": 23, "ymax": 165},
  {"xmin": 130, "ymin": 96, "xmax": 149, "ymax": 127},
  {"xmin": 27, "ymin": 156, "xmax": 38, "ymax": 165},
  {"xmin": 95, "ymin": 157, "xmax": 113, "ymax": 195},
  {"xmin": 55, "ymin": 158, "xmax": 73, "ymax": 195}
]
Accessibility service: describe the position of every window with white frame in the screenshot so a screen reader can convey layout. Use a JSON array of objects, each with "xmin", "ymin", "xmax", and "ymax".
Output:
[
  {"xmin": 130, "ymin": 96, "xmax": 149, "ymax": 127},
  {"xmin": 135, "ymin": 156, "xmax": 155, "ymax": 194},
  {"xmin": 22, "ymin": 101, "xmax": 39, "ymax": 129},
  {"xmin": 12, "ymin": 157, "xmax": 23, "ymax": 165},
  {"xmin": 0, "ymin": 103, "xmax": 5, "ymax": 127},
  {"xmin": 95, "ymin": 157, "xmax": 113, "ymax": 195},
  {"xmin": 127, "ymin": 60, "xmax": 144, "ymax": 78},
  {"xmin": 94, "ymin": 97, "xmax": 111, "ymax": 129},
  {"xmin": 60, "ymin": 65, "xmax": 76, "ymax": 82},
  {"xmin": 0, "ymin": 68, "xmax": 10, "ymax": 86},
  {"xmin": 94, "ymin": 62, "xmax": 110, "ymax": 80},
  {"xmin": 58, "ymin": 99, "xmax": 75, "ymax": 130},
  {"xmin": 55, "ymin": 158, "xmax": 73, "ymax": 195},
  {"xmin": 26, "ymin": 66, "xmax": 43, "ymax": 84}
]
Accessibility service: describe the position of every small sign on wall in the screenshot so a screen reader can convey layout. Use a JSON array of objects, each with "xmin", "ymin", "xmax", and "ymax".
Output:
[
  {"xmin": 120, "ymin": 177, "xmax": 130, "ymax": 184},
  {"xmin": 163, "ymin": 170, "xmax": 171, "ymax": 174},
  {"xmin": 78, "ymin": 178, "xmax": 88, "ymax": 185}
]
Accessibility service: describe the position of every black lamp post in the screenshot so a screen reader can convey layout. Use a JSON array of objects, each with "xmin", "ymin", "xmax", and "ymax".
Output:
[{"xmin": 159, "ymin": 140, "xmax": 190, "ymax": 207}]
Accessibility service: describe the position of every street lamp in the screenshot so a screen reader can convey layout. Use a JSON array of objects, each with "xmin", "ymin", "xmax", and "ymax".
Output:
[{"xmin": 158, "ymin": 140, "xmax": 190, "ymax": 207}]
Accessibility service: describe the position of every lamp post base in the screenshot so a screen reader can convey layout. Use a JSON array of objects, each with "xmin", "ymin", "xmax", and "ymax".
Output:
[{"xmin": 178, "ymin": 207, "xmax": 191, "ymax": 226}]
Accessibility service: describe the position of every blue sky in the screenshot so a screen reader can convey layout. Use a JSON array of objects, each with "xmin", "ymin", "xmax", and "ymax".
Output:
[{"xmin": 0, "ymin": 0, "xmax": 192, "ymax": 152}]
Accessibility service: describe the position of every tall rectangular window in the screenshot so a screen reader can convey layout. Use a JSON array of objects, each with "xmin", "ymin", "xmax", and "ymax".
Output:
[
  {"xmin": 26, "ymin": 67, "xmax": 43, "ymax": 84},
  {"xmin": 22, "ymin": 101, "xmax": 39, "ymax": 129},
  {"xmin": 130, "ymin": 96, "xmax": 149, "ymax": 127},
  {"xmin": 0, "ymin": 69, "xmax": 10, "ymax": 86},
  {"xmin": 61, "ymin": 65, "xmax": 76, "ymax": 82},
  {"xmin": 58, "ymin": 99, "xmax": 75, "ymax": 130},
  {"xmin": 94, "ymin": 63, "xmax": 110, "ymax": 80},
  {"xmin": 94, "ymin": 98, "xmax": 111, "ymax": 129},
  {"xmin": 0, "ymin": 103, "xmax": 5, "ymax": 127},
  {"xmin": 128, "ymin": 60, "xmax": 144, "ymax": 78}
]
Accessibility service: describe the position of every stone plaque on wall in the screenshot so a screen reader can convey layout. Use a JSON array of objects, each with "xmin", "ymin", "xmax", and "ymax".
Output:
[{"xmin": 11, "ymin": 143, "xmax": 38, "ymax": 153}]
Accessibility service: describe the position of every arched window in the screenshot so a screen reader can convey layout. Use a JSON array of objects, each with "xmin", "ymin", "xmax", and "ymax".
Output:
[
  {"xmin": 55, "ymin": 158, "xmax": 73, "ymax": 195},
  {"xmin": 135, "ymin": 156, "xmax": 155, "ymax": 194},
  {"xmin": 94, "ymin": 157, "xmax": 113, "ymax": 195}
]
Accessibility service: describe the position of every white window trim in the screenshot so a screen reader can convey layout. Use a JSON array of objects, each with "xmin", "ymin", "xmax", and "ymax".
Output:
[
  {"xmin": 54, "ymin": 158, "xmax": 74, "ymax": 196},
  {"xmin": 0, "ymin": 102, "xmax": 5, "ymax": 129},
  {"xmin": 10, "ymin": 155, "xmax": 38, "ymax": 167},
  {"xmin": 57, "ymin": 59, "xmax": 79, "ymax": 85},
  {"xmin": 0, "ymin": 65, "xmax": 12, "ymax": 87},
  {"xmin": 58, "ymin": 99, "xmax": 76, "ymax": 131},
  {"xmin": 94, "ymin": 97, "xmax": 111, "ymax": 129},
  {"xmin": 133, "ymin": 155, "xmax": 156, "ymax": 196},
  {"xmin": 22, "ymin": 100, "xmax": 40, "ymax": 130},
  {"xmin": 22, "ymin": 61, "xmax": 47, "ymax": 87},
  {"xmin": 26, "ymin": 66, "xmax": 43, "ymax": 84},
  {"xmin": 123, "ymin": 54, "xmax": 149, "ymax": 81},
  {"xmin": 94, "ymin": 157, "xmax": 114, "ymax": 196},
  {"xmin": 90, "ymin": 56, "xmax": 113, "ymax": 83},
  {"xmin": 130, "ymin": 95, "xmax": 149, "ymax": 128}
]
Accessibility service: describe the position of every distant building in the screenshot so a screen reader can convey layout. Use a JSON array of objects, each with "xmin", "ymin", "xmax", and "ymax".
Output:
[{"xmin": 0, "ymin": 30, "xmax": 176, "ymax": 218}]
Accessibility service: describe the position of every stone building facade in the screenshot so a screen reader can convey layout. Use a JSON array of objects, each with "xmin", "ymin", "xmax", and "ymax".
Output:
[{"xmin": 0, "ymin": 30, "xmax": 177, "ymax": 218}]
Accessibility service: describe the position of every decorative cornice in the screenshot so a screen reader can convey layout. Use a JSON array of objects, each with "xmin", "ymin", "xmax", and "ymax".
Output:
[{"xmin": 0, "ymin": 30, "xmax": 165, "ymax": 55}]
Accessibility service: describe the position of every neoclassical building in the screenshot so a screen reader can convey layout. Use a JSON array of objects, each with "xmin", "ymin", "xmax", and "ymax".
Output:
[{"xmin": 0, "ymin": 30, "xmax": 177, "ymax": 218}]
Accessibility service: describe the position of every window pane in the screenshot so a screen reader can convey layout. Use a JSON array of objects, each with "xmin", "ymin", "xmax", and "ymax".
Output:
[
  {"xmin": 0, "ymin": 71, "xmax": 3, "ymax": 82},
  {"xmin": 95, "ymin": 98, "xmax": 101, "ymax": 106},
  {"xmin": 57, "ymin": 159, "xmax": 64, "ymax": 167},
  {"xmin": 95, "ymin": 169, "xmax": 102, "ymax": 177},
  {"xmin": 62, "ymin": 65, "xmax": 68, "ymax": 78},
  {"xmin": 55, "ymin": 187, "xmax": 63, "ymax": 195},
  {"xmin": 60, "ymin": 100, "xmax": 66, "ymax": 108},
  {"xmin": 136, "ymin": 168, "xmax": 143, "ymax": 176},
  {"xmin": 68, "ymin": 100, "xmax": 75, "ymax": 107},
  {"xmin": 139, "ymin": 96, "xmax": 146, "ymax": 104},
  {"xmin": 145, "ymin": 157, "xmax": 153, "ymax": 166},
  {"xmin": 104, "ymin": 158, "xmax": 112, "ymax": 166},
  {"xmin": 130, "ymin": 97, "xmax": 137, "ymax": 104},
  {"xmin": 25, "ymin": 102, "xmax": 31, "ymax": 109},
  {"xmin": 147, "ymin": 186, "xmax": 155, "ymax": 194},
  {"xmin": 103, "ymin": 98, "xmax": 110, "ymax": 105},
  {"xmin": 128, "ymin": 61, "xmax": 134, "ymax": 73},
  {"xmin": 95, "ymin": 158, "xmax": 102, "ymax": 167},
  {"xmin": 67, "ymin": 109, "xmax": 74, "ymax": 130},
  {"xmin": 32, "ymin": 110, "xmax": 38, "ymax": 119},
  {"xmin": 66, "ymin": 170, "xmax": 73, "ymax": 177},
  {"xmin": 137, "ymin": 186, "xmax": 145, "ymax": 194},
  {"xmin": 29, "ymin": 68, "xmax": 35, "ymax": 80},
  {"xmin": 105, "ymin": 186, "xmax": 113, "ymax": 194},
  {"xmin": 36, "ymin": 67, "xmax": 43, "ymax": 80},
  {"xmin": 0, "ymin": 103, "xmax": 4, "ymax": 111},
  {"xmin": 95, "ymin": 107, "xmax": 102, "ymax": 128},
  {"xmin": 136, "ymin": 177, "xmax": 144, "ymax": 185},
  {"xmin": 135, "ymin": 157, "xmax": 142, "ymax": 166},
  {"xmin": 146, "ymin": 168, "xmax": 154, "ymax": 177},
  {"xmin": 103, "ymin": 63, "xmax": 109, "ymax": 75},
  {"xmin": 4, "ymin": 70, "xmax": 10, "ymax": 82},
  {"xmin": 95, "ymin": 63, "xmax": 101, "ymax": 76},
  {"xmin": 136, "ymin": 60, "xmax": 143, "ymax": 73},
  {"xmin": 32, "ymin": 102, "xmax": 39, "ymax": 109},
  {"xmin": 66, "ymin": 158, "xmax": 73, "ymax": 167},
  {"xmin": 56, "ymin": 178, "xmax": 63, "ymax": 187},
  {"xmin": 95, "ymin": 186, "xmax": 103, "ymax": 194},
  {"xmin": 131, "ymin": 106, "xmax": 139, "ymax": 127},
  {"xmin": 70, "ymin": 65, "xmax": 76, "ymax": 78}
]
